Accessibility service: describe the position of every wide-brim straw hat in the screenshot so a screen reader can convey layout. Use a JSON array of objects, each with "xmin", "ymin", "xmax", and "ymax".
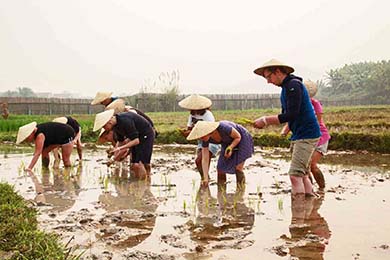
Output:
[
  {"xmin": 178, "ymin": 94, "xmax": 212, "ymax": 110},
  {"xmin": 52, "ymin": 116, "xmax": 68, "ymax": 124},
  {"xmin": 187, "ymin": 121, "xmax": 219, "ymax": 141},
  {"xmin": 93, "ymin": 109, "xmax": 115, "ymax": 131},
  {"xmin": 16, "ymin": 122, "xmax": 37, "ymax": 144},
  {"xmin": 91, "ymin": 91, "xmax": 113, "ymax": 105},
  {"xmin": 304, "ymin": 80, "xmax": 318, "ymax": 98},
  {"xmin": 105, "ymin": 98, "xmax": 125, "ymax": 114},
  {"xmin": 253, "ymin": 59, "xmax": 294, "ymax": 77}
]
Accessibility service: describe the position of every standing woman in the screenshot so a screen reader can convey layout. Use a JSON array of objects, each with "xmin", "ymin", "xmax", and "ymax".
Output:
[
  {"xmin": 93, "ymin": 109, "xmax": 155, "ymax": 179},
  {"xmin": 52, "ymin": 116, "xmax": 83, "ymax": 161},
  {"xmin": 16, "ymin": 121, "xmax": 75, "ymax": 172},
  {"xmin": 304, "ymin": 80, "xmax": 330, "ymax": 189},
  {"xmin": 187, "ymin": 121, "xmax": 254, "ymax": 189},
  {"xmin": 178, "ymin": 94, "xmax": 220, "ymax": 180}
]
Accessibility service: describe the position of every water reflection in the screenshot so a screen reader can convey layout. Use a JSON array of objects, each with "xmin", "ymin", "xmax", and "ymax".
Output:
[
  {"xmin": 98, "ymin": 165, "xmax": 158, "ymax": 248},
  {"xmin": 281, "ymin": 194, "xmax": 331, "ymax": 259},
  {"xmin": 31, "ymin": 166, "xmax": 82, "ymax": 212},
  {"xmin": 188, "ymin": 186, "xmax": 255, "ymax": 249}
]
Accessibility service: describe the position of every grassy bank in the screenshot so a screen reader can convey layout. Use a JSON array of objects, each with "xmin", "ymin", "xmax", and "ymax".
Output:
[
  {"xmin": 1, "ymin": 105, "xmax": 390, "ymax": 152},
  {"xmin": 0, "ymin": 183, "xmax": 80, "ymax": 260}
]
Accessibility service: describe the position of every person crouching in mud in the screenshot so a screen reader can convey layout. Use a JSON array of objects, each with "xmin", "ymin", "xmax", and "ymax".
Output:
[
  {"xmin": 93, "ymin": 109, "xmax": 155, "ymax": 179},
  {"xmin": 177, "ymin": 94, "xmax": 220, "ymax": 181},
  {"xmin": 187, "ymin": 121, "xmax": 254, "ymax": 190},
  {"xmin": 16, "ymin": 121, "xmax": 75, "ymax": 172},
  {"xmin": 52, "ymin": 116, "xmax": 83, "ymax": 164}
]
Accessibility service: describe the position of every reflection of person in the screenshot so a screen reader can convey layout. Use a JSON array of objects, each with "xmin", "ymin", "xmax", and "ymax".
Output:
[
  {"xmin": 93, "ymin": 109, "xmax": 155, "ymax": 179},
  {"xmin": 253, "ymin": 59, "xmax": 321, "ymax": 195},
  {"xmin": 190, "ymin": 186, "xmax": 254, "ymax": 244},
  {"xmin": 16, "ymin": 122, "xmax": 75, "ymax": 172},
  {"xmin": 52, "ymin": 116, "xmax": 83, "ymax": 162},
  {"xmin": 280, "ymin": 80, "xmax": 330, "ymax": 189},
  {"xmin": 187, "ymin": 121, "xmax": 254, "ymax": 188},
  {"xmin": 98, "ymin": 167, "xmax": 157, "ymax": 247},
  {"xmin": 178, "ymin": 94, "xmax": 221, "ymax": 180},
  {"xmin": 286, "ymin": 194, "xmax": 331, "ymax": 259},
  {"xmin": 31, "ymin": 167, "xmax": 82, "ymax": 211}
]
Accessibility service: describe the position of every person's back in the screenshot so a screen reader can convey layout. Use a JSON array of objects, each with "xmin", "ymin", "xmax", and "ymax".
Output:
[{"xmin": 280, "ymin": 75, "xmax": 321, "ymax": 141}]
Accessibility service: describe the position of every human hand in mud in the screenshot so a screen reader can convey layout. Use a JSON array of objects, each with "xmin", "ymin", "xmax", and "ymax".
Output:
[
  {"xmin": 106, "ymin": 148, "xmax": 114, "ymax": 157},
  {"xmin": 24, "ymin": 167, "xmax": 34, "ymax": 174}
]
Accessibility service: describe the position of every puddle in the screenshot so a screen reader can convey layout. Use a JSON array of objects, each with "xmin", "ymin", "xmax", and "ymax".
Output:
[{"xmin": 1, "ymin": 144, "xmax": 389, "ymax": 259}]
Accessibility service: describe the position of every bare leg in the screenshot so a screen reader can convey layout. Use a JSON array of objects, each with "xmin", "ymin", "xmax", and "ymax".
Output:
[
  {"xmin": 41, "ymin": 150, "xmax": 50, "ymax": 168},
  {"xmin": 61, "ymin": 142, "xmax": 73, "ymax": 167},
  {"xmin": 217, "ymin": 169, "xmax": 226, "ymax": 186},
  {"xmin": 303, "ymin": 175, "xmax": 315, "ymax": 195},
  {"xmin": 195, "ymin": 149, "xmax": 212, "ymax": 180},
  {"xmin": 235, "ymin": 161, "xmax": 246, "ymax": 190},
  {"xmin": 290, "ymin": 175, "xmax": 305, "ymax": 195},
  {"xmin": 310, "ymin": 151, "xmax": 325, "ymax": 189},
  {"xmin": 75, "ymin": 130, "xmax": 83, "ymax": 161},
  {"xmin": 145, "ymin": 163, "xmax": 151, "ymax": 176},
  {"xmin": 132, "ymin": 162, "xmax": 147, "ymax": 180}
]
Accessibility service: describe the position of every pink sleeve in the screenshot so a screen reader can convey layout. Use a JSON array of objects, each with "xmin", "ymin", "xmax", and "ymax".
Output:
[{"xmin": 311, "ymin": 98, "xmax": 323, "ymax": 114}]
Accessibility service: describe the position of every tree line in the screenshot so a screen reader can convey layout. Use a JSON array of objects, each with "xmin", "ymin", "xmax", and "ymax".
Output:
[{"xmin": 318, "ymin": 60, "xmax": 390, "ymax": 101}]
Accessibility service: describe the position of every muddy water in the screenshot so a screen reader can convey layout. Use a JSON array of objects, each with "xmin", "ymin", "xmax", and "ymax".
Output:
[{"xmin": 1, "ymin": 144, "xmax": 389, "ymax": 259}]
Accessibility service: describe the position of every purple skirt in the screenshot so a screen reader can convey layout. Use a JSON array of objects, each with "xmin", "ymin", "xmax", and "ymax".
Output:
[{"xmin": 217, "ymin": 124, "xmax": 254, "ymax": 174}]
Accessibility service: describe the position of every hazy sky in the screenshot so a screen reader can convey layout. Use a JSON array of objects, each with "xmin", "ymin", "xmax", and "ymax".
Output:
[{"xmin": 1, "ymin": 0, "xmax": 389, "ymax": 97}]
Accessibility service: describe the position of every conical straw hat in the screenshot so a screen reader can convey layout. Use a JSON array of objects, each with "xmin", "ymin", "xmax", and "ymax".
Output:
[
  {"xmin": 187, "ymin": 121, "xmax": 219, "ymax": 140},
  {"xmin": 52, "ymin": 117, "xmax": 68, "ymax": 124},
  {"xmin": 91, "ymin": 91, "xmax": 113, "ymax": 105},
  {"xmin": 93, "ymin": 109, "xmax": 115, "ymax": 131},
  {"xmin": 178, "ymin": 94, "xmax": 212, "ymax": 110},
  {"xmin": 304, "ymin": 80, "xmax": 318, "ymax": 98},
  {"xmin": 105, "ymin": 98, "xmax": 125, "ymax": 114},
  {"xmin": 16, "ymin": 122, "xmax": 37, "ymax": 144},
  {"xmin": 253, "ymin": 58, "xmax": 294, "ymax": 76}
]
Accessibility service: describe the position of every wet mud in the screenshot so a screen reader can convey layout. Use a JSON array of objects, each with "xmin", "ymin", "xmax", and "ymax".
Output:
[{"xmin": 1, "ymin": 144, "xmax": 389, "ymax": 259}]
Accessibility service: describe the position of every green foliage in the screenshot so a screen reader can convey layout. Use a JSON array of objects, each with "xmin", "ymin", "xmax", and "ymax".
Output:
[
  {"xmin": 321, "ymin": 60, "xmax": 390, "ymax": 101},
  {"xmin": 329, "ymin": 132, "xmax": 390, "ymax": 153},
  {"xmin": 0, "ymin": 183, "xmax": 80, "ymax": 260}
]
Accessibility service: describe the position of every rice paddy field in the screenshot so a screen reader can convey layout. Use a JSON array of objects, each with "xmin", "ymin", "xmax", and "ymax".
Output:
[
  {"xmin": 1, "ymin": 105, "xmax": 390, "ymax": 259},
  {"xmin": 1, "ymin": 105, "xmax": 390, "ymax": 152}
]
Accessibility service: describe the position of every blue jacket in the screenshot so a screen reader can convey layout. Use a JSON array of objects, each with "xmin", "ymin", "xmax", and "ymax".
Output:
[{"xmin": 278, "ymin": 75, "xmax": 321, "ymax": 140}]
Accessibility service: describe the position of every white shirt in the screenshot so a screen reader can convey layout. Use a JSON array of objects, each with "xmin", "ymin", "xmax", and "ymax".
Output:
[{"xmin": 187, "ymin": 110, "xmax": 215, "ymax": 128}]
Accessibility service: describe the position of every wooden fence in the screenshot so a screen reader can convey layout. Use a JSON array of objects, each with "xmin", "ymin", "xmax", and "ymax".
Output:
[
  {"xmin": 1, "ymin": 94, "xmax": 389, "ymax": 115},
  {"xmin": 0, "ymin": 97, "xmax": 103, "ymax": 115}
]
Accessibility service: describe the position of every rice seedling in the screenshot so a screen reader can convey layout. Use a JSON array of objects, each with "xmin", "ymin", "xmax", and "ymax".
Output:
[
  {"xmin": 183, "ymin": 199, "xmax": 187, "ymax": 213},
  {"xmin": 277, "ymin": 197, "xmax": 284, "ymax": 212}
]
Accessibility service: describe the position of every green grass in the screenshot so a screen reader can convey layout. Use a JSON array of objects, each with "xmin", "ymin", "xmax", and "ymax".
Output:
[
  {"xmin": 2, "ymin": 105, "xmax": 390, "ymax": 152},
  {"xmin": 0, "ymin": 183, "xmax": 81, "ymax": 260}
]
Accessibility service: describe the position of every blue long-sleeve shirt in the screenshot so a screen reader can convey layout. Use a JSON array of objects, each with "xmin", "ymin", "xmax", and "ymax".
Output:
[{"xmin": 277, "ymin": 75, "xmax": 321, "ymax": 141}]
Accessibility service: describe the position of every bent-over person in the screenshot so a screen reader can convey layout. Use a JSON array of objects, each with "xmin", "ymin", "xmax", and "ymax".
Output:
[
  {"xmin": 16, "ymin": 122, "xmax": 75, "ymax": 172},
  {"xmin": 93, "ymin": 109, "xmax": 155, "ymax": 179},
  {"xmin": 187, "ymin": 120, "xmax": 254, "ymax": 189}
]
